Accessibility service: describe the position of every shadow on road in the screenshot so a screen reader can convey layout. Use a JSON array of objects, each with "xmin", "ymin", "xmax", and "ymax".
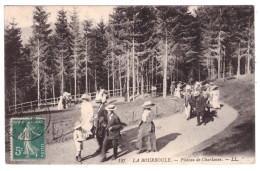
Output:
[{"xmin": 117, "ymin": 127, "xmax": 181, "ymax": 158}]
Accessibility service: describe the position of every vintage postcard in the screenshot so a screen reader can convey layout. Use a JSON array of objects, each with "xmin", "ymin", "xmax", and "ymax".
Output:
[{"xmin": 4, "ymin": 5, "xmax": 255, "ymax": 164}]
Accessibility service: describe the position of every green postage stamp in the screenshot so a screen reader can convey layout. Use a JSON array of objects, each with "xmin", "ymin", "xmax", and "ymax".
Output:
[{"xmin": 11, "ymin": 118, "xmax": 45, "ymax": 160}]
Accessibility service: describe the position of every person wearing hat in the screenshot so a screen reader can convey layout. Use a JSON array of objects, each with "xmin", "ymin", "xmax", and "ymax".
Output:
[
  {"xmin": 174, "ymin": 83, "xmax": 182, "ymax": 98},
  {"xmin": 57, "ymin": 96, "xmax": 63, "ymax": 110},
  {"xmin": 210, "ymin": 85, "xmax": 220, "ymax": 109},
  {"xmin": 170, "ymin": 81, "xmax": 176, "ymax": 97},
  {"xmin": 80, "ymin": 94, "xmax": 95, "ymax": 138},
  {"xmin": 100, "ymin": 104, "xmax": 122, "ymax": 162},
  {"xmin": 193, "ymin": 90, "xmax": 207, "ymax": 126},
  {"xmin": 73, "ymin": 121, "xmax": 84, "ymax": 162},
  {"xmin": 184, "ymin": 85, "xmax": 192, "ymax": 120},
  {"xmin": 95, "ymin": 95, "xmax": 108, "ymax": 153},
  {"xmin": 136, "ymin": 101, "xmax": 157, "ymax": 154}
]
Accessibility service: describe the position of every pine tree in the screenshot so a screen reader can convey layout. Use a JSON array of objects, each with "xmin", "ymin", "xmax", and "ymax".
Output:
[
  {"xmin": 69, "ymin": 9, "xmax": 82, "ymax": 99},
  {"xmin": 82, "ymin": 19, "xmax": 93, "ymax": 93},
  {"xmin": 5, "ymin": 19, "xmax": 23, "ymax": 111},
  {"xmin": 29, "ymin": 6, "xmax": 52, "ymax": 104},
  {"xmin": 54, "ymin": 9, "xmax": 72, "ymax": 95}
]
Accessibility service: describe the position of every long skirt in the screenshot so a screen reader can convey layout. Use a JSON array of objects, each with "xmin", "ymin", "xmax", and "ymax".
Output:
[
  {"xmin": 184, "ymin": 103, "xmax": 191, "ymax": 119},
  {"xmin": 137, "ymin": 122, "xmax": 155, "ymax": 150}
]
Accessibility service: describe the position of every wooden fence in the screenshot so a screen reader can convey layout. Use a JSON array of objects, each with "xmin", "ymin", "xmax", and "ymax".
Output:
[{"xmin": 7, "ymin": 83, "xmax": 163, "ymax": 114}]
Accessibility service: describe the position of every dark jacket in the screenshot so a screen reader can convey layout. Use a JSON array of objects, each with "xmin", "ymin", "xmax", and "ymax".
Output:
[
  {"xmin": 194, "ymin": 94, "xmax": 206, "ymax": 112},
  {"xmin": 105, "ymin": 113, "xmax": 122, "ymax": 140},
  {"xmin": 96, "ymin": 104, "xmax": 108, "ymax": 138}
]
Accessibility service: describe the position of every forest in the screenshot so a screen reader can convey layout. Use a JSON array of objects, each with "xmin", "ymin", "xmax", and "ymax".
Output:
[{"xmin": 5, "ymin": 6, "xmax": 254, "ymax": 108}]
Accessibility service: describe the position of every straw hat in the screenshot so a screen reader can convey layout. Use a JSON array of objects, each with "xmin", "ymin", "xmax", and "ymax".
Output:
[
  {"xmin": 74, "ymin": 121, "xmax": 81, "ymax": 130},
  {"xmin": 186, "ymin": 85, "xmax": 191, "ymax": 90},
  {"xmin": 141, "ymin": 101, "xmax": 155, "ymax": 108},
  {"xmin": 105, "ymin": 104, "xmax": 117, "ymax": 111},
  {"xmin": 193, "ymin": 91, "xmax": 200, "ymax": 97},
  {"xmin": 81, "ymin": 94, "xmax": 91, "ymax": 101}
]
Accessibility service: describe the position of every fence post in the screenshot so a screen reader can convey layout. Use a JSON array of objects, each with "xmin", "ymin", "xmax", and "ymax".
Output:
[
  {"xmin": 52, "ymin": 122, "xmax": 55, "ymax": 140},
  {"xmin": 132, "ymin": 111, "xmax": 135, "ymax": 123}
]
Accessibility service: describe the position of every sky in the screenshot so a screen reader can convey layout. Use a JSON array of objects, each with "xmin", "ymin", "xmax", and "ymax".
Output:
[
  {"xmin": 4, "ymin": 6, "xmax": 115, "ymax": 28},
  {"xmin": 5, "ymin": 6, "xmax": 198, "ymax": 28},
  {"xmin": 4, "ymin": 6, "xmax": 198, "ymax": 44}
]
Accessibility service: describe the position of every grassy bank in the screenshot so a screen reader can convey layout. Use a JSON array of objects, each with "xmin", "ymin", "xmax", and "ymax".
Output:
[
  {"xmin": 5, "ymin": 96, "xmax": 183, "ymax": 151},
  {"xmin": 184, "ymin": 74, "xmax": 255, "ymax": 157}
]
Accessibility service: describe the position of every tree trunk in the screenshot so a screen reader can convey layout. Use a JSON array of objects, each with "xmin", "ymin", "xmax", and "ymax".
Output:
[
  {"xmin": 61, "ymin": 48, "xmax": 64, "ymax": 95},
  {"xmin": 229, "ymin": 60, "xmax": 232, "ymax": 77},
  {"xmin": 132, "ymin": 37, "xmax": 135, "ymax": 101},
  {"xmin": 127, "ymin": 50, "xmax": 130, "ymax": 102},
  {"xmin": 52, "ymin": 74, "xmax": 55, "ymax": 103},
  {"xmin": 218, "ymin": 31, "xmax": 221, "ymax": 79},
  {"xmin": 151, "ymin": 56, "xmax": 154, "ymax": 86},
  {"xmin": 146, "ymin": 67, "xmax": 149, "ymax": 92},
  {"xmin": 107, "ymin": 56, "xmax": 110, "ymax": 94},
  {"xmin": 119, "ymin": 57, "xmax": 122, "ymax": 96},
  {"xmin": 95, "ymin": 68, "xmax": 97, "ymax": 92},
  {"xmin": 223, "ymin": 47, "xmax": 225, "ymax": 81},
  {"xmin": 247, "ymin": 33, "xmax": 251, "ymax": 74},
  {"xmin": 136, "ymin": 56, "xmax": 140, "ymax": 94},
  {"xmin": 74, "ymin": 52, "xmax": 77, "ymax": 101},
  {"xmin": 141, "ymin": 63, "xmax": 144, "ymax": 98},
  {"xmin": 237, "ymin": 42, "xmax": 241, "ymax": 79},
  {"xmin": 37, "ymin": 38, "xmax": 40, "ymax": 107},
  {"xmin": 163, "ymin": 36, "xmax": 168, "ymax": 98},
  {"xmin": 112, "ymin": 41, "xmax": 115, "ymax": 96},
  {"xmin": 14, "ymin": 66, "xmax": 17, "ymax": 113},
  {"xmin": 85, "ymin": 38, "xmax": 88, "ymax": 93}
]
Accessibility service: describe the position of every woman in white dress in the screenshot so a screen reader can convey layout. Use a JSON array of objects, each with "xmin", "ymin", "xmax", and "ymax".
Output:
[
  {"xmin": 174, "ymin": 83, "xmax": 182, "ymax": 98},
  {"xmin": 184, "ymin": 85, "xmax": 192, "ymax": 120},
  {"xmin": 210, "ymin": 85, "xmax": 220, "ymax": 109},
  {"xmin": 80, "ymin": 94, "xmax": 95, "ymax": 138},
  {"xmin": 57, "ymin": 96, "xmax": 63, "ymax": 110}
]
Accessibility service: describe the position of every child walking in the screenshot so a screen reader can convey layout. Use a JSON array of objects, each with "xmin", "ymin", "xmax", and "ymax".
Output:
[{"xmin": 73, "ymin": 121, "xmax": 84, "ymax": 162}]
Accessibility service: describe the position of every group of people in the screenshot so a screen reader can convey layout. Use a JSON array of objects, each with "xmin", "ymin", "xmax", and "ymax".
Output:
[
  {"xmin": 73, "ymin": 87, "xmax": 158, "ymax": 162},
  {"xmin": 57, "ymin": 92, "xmax": 72, "ymax": 110},
  {"xmin": 72, "ymin": 80, "xmax": 220, "ymax": 162},
  {"xmin": 181, "ymin": 81, "xmax": 220, "ymax": 126}
]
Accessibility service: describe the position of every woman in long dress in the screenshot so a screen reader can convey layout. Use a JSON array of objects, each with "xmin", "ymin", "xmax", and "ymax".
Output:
[
  {"xmin": 210, "ymin": 86, "xmax": 220, "ymax": 109},
  {"xmin": 184, "ymin": 85, "xmax": 192, "ymax": 120},
  {"xmin": 18, "ymin": 122, "xmax": 40, "ymax": 157},
  {"xmin": 174, "ymin": 83, "xmax": 181, "ymax": 98},
  {"xmin": 80, "ymin": 94, "xmax": 95, "ymax": 138},
  {"xmin": 137, "ymin": 101, "xmax": 157, "ymax": 153},
  {"xmin": 57, "ymin": 96, "xmax": 63, "ymax": 110}
]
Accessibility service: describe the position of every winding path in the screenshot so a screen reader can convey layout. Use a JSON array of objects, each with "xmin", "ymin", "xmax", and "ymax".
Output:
[{"xmin": 30, "ymin": 100, "xmax": 238, "ymax": 164}]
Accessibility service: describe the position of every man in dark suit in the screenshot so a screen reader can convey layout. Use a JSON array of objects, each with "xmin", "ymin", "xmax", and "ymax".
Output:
[
  {"xmin": 95, "ymin": 97, "xmax": 108, "ymax": 153},
  {"xmin": 193, "ymin": 90, "xmax": 207, "ymax": 126},
  {"xmin": 100, "ymin": 104, "xmax": 122, "ymax": 162}
]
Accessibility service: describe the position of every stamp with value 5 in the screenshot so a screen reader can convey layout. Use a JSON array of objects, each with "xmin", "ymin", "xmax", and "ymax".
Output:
[{"xmin": 11, "ymin": 118, "xmax": 45, "ymax": 160}]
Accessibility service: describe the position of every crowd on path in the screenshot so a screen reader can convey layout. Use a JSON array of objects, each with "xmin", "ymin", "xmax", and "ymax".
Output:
[
  {"xmin": 171, "ymin": 81, "xmax": 221, "ymax": 126},
  {"xmin": 70, "ymin": 80, "xmax": 221, "ymax": 163}
]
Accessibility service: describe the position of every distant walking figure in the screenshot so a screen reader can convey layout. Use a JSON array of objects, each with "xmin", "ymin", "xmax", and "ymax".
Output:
[
  {"xmin": 184, "ymin": 85, "xmax": 192, "ymax": 120},
  {"xmin": 210, "ymin": 85, "xmax": 220, "ymax": 109},
  {"xmin": 193, "ymin": 90, "xmax": 207, "ymax": 126}
]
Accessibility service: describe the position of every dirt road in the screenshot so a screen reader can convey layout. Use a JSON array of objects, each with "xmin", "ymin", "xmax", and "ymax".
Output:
[{"xmin": 28, "ymin": 100, "xmax": 239, "ymax": 164}]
